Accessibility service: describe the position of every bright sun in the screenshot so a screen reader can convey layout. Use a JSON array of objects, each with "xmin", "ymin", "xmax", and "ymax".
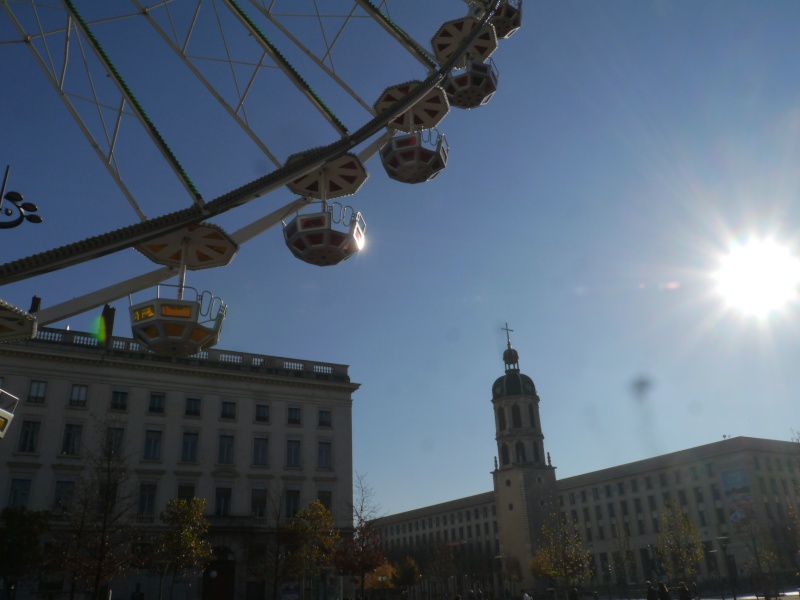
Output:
[{"xmin": 714, "ymin": 239, "xmax": 800, "ymax": 317}]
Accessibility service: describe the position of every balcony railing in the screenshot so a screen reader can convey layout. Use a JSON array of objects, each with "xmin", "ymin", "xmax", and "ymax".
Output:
[{"xmin": 26, "ymin": 327, "xmax": 351, "ymax": 382}]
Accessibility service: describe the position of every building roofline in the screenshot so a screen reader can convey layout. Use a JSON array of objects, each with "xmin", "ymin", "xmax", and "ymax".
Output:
[
  {"xmin": 556, "ymin": 436, "xmax": 796, "ymax": 488},
  {"xmin": 1, "ymin": 327, "xmax": 360, "ymax": 391},
  {"xmin": 372, "ymin": 490, "xmax": 495, "ymax": 525}
]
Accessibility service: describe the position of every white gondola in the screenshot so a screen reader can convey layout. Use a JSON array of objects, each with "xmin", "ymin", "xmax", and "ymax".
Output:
[
  {"xmin": 0, "ymin": 389, "xmax": 20, "ymax": 439},
  {"xmin": 442, "ymin": 58, "xmax": 499, "ymax": 109},
  {"xmin": 129, "ymin": 284, "xmax": 227, "ymax": 357},
  {"xmin": 283, "ymin": 201, "xmax": 365, "ymax": 267},
  {"xmin": 131, "ymin": 225, "xmax": 236, "ymax": 357},
  {"xmin": 431, "ymin": 16, "xmax": 498, "ymax": 69},
  {"xmin": 380, "ymin": 130, "xmax": 449, "ymax": 184},
  {"xmin": 374, "ymin": 81, "xmax": 450, "ymax": 133},
  {"xmin": 0, "ymin": 298, "xmax": 37, "ymax": 343},
  {"xmin": 467, "ymin": 0, "xmax": 523, "ymax": 40}
]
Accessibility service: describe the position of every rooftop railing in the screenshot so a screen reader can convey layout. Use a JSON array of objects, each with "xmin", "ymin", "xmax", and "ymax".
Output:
[{"xmin": 25, "ymin": 327, "xmax": 350, "ymax": 382}]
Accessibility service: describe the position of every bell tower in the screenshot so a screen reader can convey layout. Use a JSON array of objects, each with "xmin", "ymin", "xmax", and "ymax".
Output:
[{"xmin": 491, "ymin": 324, "xmax": 556, "ymax": 589}]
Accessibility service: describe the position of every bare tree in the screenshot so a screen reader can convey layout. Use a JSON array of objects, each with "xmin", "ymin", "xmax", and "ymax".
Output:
[
  {"xmin": 337, "ymin": 473, "xmax": 386, "ymax": 599},
  {"xmin": 53, "ymin": 421, "xmax": 139, "ymax": 600},
  {"xmin": 246, "ymin": 482, "xmax": 293, "ymax": 600}
]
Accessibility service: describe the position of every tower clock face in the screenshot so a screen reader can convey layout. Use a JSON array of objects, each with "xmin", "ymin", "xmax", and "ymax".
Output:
[
  {"xmin": 493, "ymin": 382, "xmax": 503, "ymax": 395},
  {"xmin": 524, "ymin": 380, "xmax": 533, "ymax": 394}
]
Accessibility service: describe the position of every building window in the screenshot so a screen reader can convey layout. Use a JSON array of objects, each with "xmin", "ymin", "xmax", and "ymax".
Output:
[
  {"xmin": 711, "ymin": 484, "xmax": 722, "ymax": 501},
  {"xmin": 497, "ymin": 408, "xmax": 506, "ymax": 430},
  {"xmin": 659, "ymin": 473, "xmax": 668, "ymax": 487},
  {"xmin": 69, "ymin": 384, "xmax": 88, "ymax": 407},
  {"xmin": 17, "ymin": 420, "xmax": 41, "ymax": 453},
  {"xmin": 143, "ymin": 430, "xmax": 162, "ymax": 461},
  {"xmin": 53, "ymin": 481, "xmax": 75, "ymax": 512},
  {"xmin": 515, "ymin": 442, "xmax": 526, "ymax": 463},
  {"xmin": 177, "ymin": 484, "xmax": 195, "ymax": 500},
  {"xmin": 185, "ymin": 397, "xmax": 201, "ymax": 416},
  {"xmin": 706, "ymin": 463, "xmax": 716, "ymax": 477},
  {"xmin": 511, "ymin": 405, "xmax": 522, "ymax": 428},
  {"xmin": 645, "ymin": 476, "xmax": 652, "ymax": 490},
  {"xmin": 61, "ymin": 423, "xmax": 83, "ymax": 456},
  {"xmin": 182, "ymin": 432, "xmax": 199, "ymax": 462},
  {"xmin": 8, "ymin": 479, "xmax": 31, "ymax": 508},
  {"xmin": 104, "ymin": 427, "xmax": 124, "ymax": 457},
  {"xmin": 255, "ymin": 404, "xmax": 270, "ymax": 423},
  {"xmin": 221, "ymin": 400, "xmax": 236, "ymax": 420},
  {"xmin": 28, "ymin": 380, "xmax": 47, "ymax": 403},
  {"xmin": 218, "ymin": 434, "xmax": 234, "ymax": 464},
  {"xmin": 287, "ymin": 440, "xmax": 301, "ymax": 468},
  {"xmin": 252, "ymin": 488, "xmax": 267, "ymax": 517},
  {"xmin": 253, "ymin": 436, "xmax": 269, "ymax": 466},
  {"xmin": 318, "ymin": 409, "xmax": 332, "ymax": 427},
  {"xmin": 139, "ymin": 483, "xmax": 157, "ymax": 516},
  {"xmin": 215, "ymin": 487, "xmax": 232, "ymax": 516},
  {"xmin": 617, "ymin": 482, "xmax": 625, "ymax": 495},
  {"xmin": 288, "ymin": 407, "xmax": 301, "ymax": 425},
  {"xmin": 318, "ymin": 441, "xmax": 332, "ymax": 470},
  {"xmin": 694, "ymin": 487, "xmax": 704, "ymax": 503},
  {"xmin": 111, "ymin": 390, "xmax": 128, "ymax": 411},
  {"xmin": 318, "ymin": 490, "xmax": 332, "ymax": 511},
  {"xmin": 631, "ymin": 479, "xmax": 639, "ymax": 493},
  {"xmin": 148, "ymin": 393, "xmax": 165, "ymax": 414},
  {"xmin": 285, "ymin": 490, "xmax": 300, "ymax": 518}
]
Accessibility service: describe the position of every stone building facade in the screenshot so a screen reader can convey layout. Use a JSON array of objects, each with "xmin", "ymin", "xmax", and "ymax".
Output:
[
  {"xmin": 373, "ymin": 338, "xmax": 800, "ymax": 595},
  {"xmin": 0, "ymin": 327, "xmax": 359, "ymax": 600}
]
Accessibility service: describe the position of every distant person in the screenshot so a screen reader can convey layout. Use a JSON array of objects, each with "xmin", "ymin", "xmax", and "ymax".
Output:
[
  {"xmin": 523, "ymin": 590, "xmax": 532, "ymax": 600},
  {"xmin": 658, "ymin": 582, "xmax": 671, "ymax": 600},
  {"xmin": 678, "ymin": 583, "xmax": 690, "ymax": 600},
  {"xmin": 691, "ymin": 582, "xmax": 698, "ymax": 600},
  {"xmin": 646, "ymin": 582, "xmax": 657, "ymax": 600}
]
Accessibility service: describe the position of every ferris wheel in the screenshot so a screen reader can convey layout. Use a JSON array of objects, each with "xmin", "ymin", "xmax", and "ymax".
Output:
[{"xmin": 0, "ymin": 0, "xmax": 522, "ymax": 357}]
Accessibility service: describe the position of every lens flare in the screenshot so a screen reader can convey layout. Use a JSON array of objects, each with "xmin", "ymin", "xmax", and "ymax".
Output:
[{"xmin": 714, "ymin": 239, "xmax": 800, "ymax": 317}]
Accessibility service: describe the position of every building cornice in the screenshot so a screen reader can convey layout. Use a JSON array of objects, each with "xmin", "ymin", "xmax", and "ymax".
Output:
[{"xmin": 0, "ymin": 329, "xmax": 361, "ymax": 394}]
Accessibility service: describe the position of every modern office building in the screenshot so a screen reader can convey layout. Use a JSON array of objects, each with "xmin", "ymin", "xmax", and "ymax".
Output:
[
  {"xmin": 373, "ymin": 338, "xmax": 800, "ymax": 595},
  {"xmin": 0, "ymin": 327, "xmax": 360, "ymax": 600}
]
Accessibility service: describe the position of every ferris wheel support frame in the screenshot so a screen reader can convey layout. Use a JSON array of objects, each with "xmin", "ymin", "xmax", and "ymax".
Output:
[{"xmin": 0, "ymin": 1, "xmax": 501, "ymax": 297}]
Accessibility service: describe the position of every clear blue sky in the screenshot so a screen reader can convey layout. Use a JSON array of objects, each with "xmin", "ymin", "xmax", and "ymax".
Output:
[{"xmin": 2, "ymin": 1, "xmax": 800, "ymax": 517}]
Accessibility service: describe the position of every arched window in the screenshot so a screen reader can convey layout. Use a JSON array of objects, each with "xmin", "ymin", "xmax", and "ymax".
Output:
[
  {"xmin": 515, "ymin": 441, "xmax": 526, "ymax": 463},
  {"xmin": 533, "ymin": 443, "xmax": 540, "ymax": 463},
  {"xmin": 511, "ymin": 405, "xmax": 522, "ymax": 428},
  {"xmin": 528, "ymin": 404, "xmax": 536, "ymax": 430},
  {"xmin": 500, "ymin": 444, "xmax": 510, "ymax": 466},
  {"xmin": 497, "ymin": 408, "xmax": 506, "ymax": 431}
]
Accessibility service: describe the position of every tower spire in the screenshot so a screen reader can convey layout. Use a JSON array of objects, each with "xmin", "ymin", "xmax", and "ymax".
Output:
[{"xmin": 501, "ymin": 322, "xmax": 519, "ymax": 371}]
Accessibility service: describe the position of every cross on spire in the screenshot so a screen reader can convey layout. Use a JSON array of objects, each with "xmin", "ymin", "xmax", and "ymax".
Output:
[{"xmin": 502, "ymin": 322, "xmax": 513, "ymax": 347}]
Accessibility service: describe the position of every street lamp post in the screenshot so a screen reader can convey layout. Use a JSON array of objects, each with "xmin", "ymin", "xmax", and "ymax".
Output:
[
  {"xmin": 717, "ymin": 536, "xmax": 733, "ymax": 600},
  {"xmin": 647, "ymin": 545, "xmax": 659, "ymax": 584},
  {"xmin": 708, "ymin": 550, "xmax": 724, "ymax": 600},
  {"xmin": 0, "ymin": 165, "xmax": 42, "ymax": 229}
]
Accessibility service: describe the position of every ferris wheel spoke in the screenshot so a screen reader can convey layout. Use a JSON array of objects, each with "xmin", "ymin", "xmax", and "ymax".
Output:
[
  {"xmin": 353, "ymin": 0, "xmax": 439, "ymax": 71},
  {"xmin": 1, "ymin": 1, "xmax": 152, "ymax": 221},
  {"xmin": 249, "ymin": 1, "xmax": 375, "ymax": 115}
]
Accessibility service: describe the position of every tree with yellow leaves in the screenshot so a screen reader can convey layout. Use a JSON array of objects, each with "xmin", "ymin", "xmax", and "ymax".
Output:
[{"xmin": 530, "ymin": 512, "xmax": 591, "ymax": 591}]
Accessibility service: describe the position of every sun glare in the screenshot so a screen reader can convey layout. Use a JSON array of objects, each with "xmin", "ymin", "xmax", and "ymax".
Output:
[{"xmin": 714, "ymin": 239, "xmax": 800, "ymax": 317}]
